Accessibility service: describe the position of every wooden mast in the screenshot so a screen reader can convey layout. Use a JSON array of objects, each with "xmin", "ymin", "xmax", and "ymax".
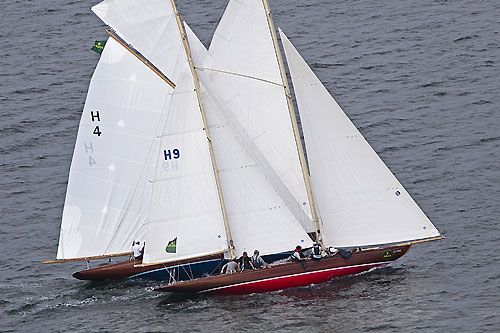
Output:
[
  {"xmin": 169, "ymin": 0, "xmax": 236, "ymax": 259},
  {"xmin": 261, "ymin": 0, "xmax": 324, "ymax": 247},
  {"xmin": 105, "ymin": 30, "xmax": 176, "ymax": 88}
]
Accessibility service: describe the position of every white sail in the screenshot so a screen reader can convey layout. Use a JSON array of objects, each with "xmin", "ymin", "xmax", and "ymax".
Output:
[
  {"xmin": 61, "ymin": 0, "xmax": 230, "ymax": 263},
  {"xmin": 190, "ymin": 0, "xmax": 313, "ymax": 233},
  {"xmin": 280, "ymin": 30, "xmax": 441, "ymax": 247},
  {"xmin": 92, "ymin": 0, "xmax": 182, "ymax": 83},
  {"xmin": 57, "ymin": 37, "xmax": 171, "ymax": 259},
  {"xmin": 142, "ymin": 59, "xmax": 229, "ymax": 265},
  {"xmin": 185, "ymin": 24, "xmax": 313, "ymax": 257}
]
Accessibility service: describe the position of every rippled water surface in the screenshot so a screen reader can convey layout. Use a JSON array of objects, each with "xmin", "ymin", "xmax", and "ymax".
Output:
[{"xmin": 1, "ymin": 0, "xmax": 499, "ymax": 331}]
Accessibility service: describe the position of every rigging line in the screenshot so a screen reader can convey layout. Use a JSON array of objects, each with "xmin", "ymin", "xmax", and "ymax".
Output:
[
  {"xmin": 188, "ymin": 263, "xmax": 194, "ymax": 280},
  {"xmin": 210, "ymin": 259, "xmax": 224, "ymax": 276},
  {"xmin": 195, "ymin": 66, "xmax": 283, "ymax": 87},
  {"xmin": 105, "ymin": 30, "xmax": 176, "ymax": 89}
]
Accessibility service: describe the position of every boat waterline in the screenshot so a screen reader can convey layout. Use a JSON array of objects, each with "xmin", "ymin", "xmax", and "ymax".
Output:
[{"xmin": 205, "ymin": 262, "xmax": 388, "ymax": 294}]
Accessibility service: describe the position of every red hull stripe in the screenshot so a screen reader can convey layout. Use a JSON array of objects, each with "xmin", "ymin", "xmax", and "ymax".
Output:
[{"xmin": 204, "ymin": 262, "xmax": 388, "ymax": 294}]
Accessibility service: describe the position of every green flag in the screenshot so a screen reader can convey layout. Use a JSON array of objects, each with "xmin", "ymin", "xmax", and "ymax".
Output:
[
  {"xmin": 91, "ymin": 40, "xmax": 107, "ymax": 54},
  {"xmin": 165, "ymin": 237, "xmax": 177, "ymax": 253}
]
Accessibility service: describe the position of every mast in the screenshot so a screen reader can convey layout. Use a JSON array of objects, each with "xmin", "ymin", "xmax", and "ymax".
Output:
[
  {"xmin": 261, "ymin": 0, "xmax": 324, "ymax": 247},
  {"xmin": 169, "ymin": 0, "xmax": 235, "ymax": 259}
]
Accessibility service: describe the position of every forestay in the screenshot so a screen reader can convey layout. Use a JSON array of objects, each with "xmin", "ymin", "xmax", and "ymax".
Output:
[
  {"xmin": 280, "ymin": 30, "xmax": 441, "ymax": 247},
  {"xmin": 185, "ymin": 24, "xmax": 313, "ymax": 257},
  {"xmin": 57, "ymin": 37, "xmax": 171, "ymax": 259},
  {"xmin": 190, "ymin": 0, "xmax": 313, "ymax": 233}
]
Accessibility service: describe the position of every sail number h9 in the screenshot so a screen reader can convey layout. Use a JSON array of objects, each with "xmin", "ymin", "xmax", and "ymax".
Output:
[{"xmin": 164, "ymin": 149, "xmax": 180, "ymax": 160}]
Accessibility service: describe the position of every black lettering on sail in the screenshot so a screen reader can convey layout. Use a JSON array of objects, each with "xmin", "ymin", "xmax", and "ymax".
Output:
[{"xmin": 90, "ymin": 110, "xmax": 101, "ymax": 122}]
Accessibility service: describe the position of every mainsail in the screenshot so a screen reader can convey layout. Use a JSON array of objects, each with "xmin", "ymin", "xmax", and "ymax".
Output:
[
  {"xmin": 92, "ymin": 0, "xmax": 230, "ymax": 265},
  {"xmin": 143, "ymin": 60, "xmax": 229, "ymax": 265},
  {"xmin": 186, "ymin": 0, "xmax": 314, "ymax": 234},
  {"xmin": 280, "ymin": 30, "xmax": 441, "ymax": 247},
  {"xmin": 57, "ymin": 37, "xmax": 171, "ymax": 259},
  {"xmin": 58, "ymin": 0, "xmax": 232, "ymax": 263},
  {"xmin": 185, "ymin": 24, "xmax": 313, "ymax": 257}
]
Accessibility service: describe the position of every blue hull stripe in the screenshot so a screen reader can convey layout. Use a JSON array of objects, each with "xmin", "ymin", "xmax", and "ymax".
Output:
[
  {"xmin": 126, "ymin": 251, "xmax": 293, "ymax": 281},
  {"xmin": 127, "ymin": 258, "xmax": 222, "ymax": 280}
]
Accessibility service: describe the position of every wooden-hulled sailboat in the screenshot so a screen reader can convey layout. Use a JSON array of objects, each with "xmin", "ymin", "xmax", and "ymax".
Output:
[
  {"xmin": 158, "ymin": 245, "xmax": 412, "ymax": 294},
  {"xmin": 45, "ymin": 0, "xmax": 316, "ymax": 282},
  {"xmin": 44, "ymin": 0, "xmax": 238, "ymax": 281},
  {"xmin": 46, "ymin": 0, "xmax": 442, "ymax": 290},
  {"xmin": 156, "ymin": 0, "xmax": 443, "ymax": 294}
]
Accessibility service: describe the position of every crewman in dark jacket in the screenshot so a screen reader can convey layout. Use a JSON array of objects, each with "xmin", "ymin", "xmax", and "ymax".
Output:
[
  {"xmin": 238, "ymin": 251, "xmax": 255, "ymax": 271},
  {"xmin": 291, "ymin": 245, "xmax": 307, "ymax": 270}
]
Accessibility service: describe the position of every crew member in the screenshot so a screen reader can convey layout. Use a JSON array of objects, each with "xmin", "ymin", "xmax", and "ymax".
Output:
[
  {"xmin": 251, "ymin": 250, "xmax": 270, "ymax": 269},
  {"xmin": 238, "ymin": 251, "xmax": 255, "ymax": 271},
  {"xmin": 291, "ymin": 245, "xmax": 307, "ymax": 270},
  {"xmin": 221, "ymin": 259, "xmax": 239, "ymax": 274},
  {"xmin": 132, "ymin": 241, "xmax": 143, "ymax": 261},
  {"xmin": 329, "ymin": 246, "xmax": 339, "ymax": 256},
  {"xmin": 311, "ymin": 243, "xmax": 323, "ymax": 261}
]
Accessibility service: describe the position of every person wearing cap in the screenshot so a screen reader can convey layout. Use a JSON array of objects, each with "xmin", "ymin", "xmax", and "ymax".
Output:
[
  {"xmin": 291, "ymin": 245, "xmax": 307, "ymax": 270},
  {"xmin": 251, "ymin": 250, "xmax": 270, "ymax": 269},
  {"xmin": 237, "ymin": 251, "xmax": 255, "ymax": 272},
  {"xmin": 132, "ymin": 241, "xmax": 143, "ymax": 261}
]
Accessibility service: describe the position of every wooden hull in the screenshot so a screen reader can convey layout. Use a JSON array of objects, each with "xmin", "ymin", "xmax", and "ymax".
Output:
[
  {"xmin": 73, "ymin": 253, "xmax": 226, "ymax": 281},
  {"xmin": 72, "ymin": 251, "xmax": 292, "ymax": 281},
  {"xmin": 156, "ymin": 245, "xmax": 410, "ymax": 294}
]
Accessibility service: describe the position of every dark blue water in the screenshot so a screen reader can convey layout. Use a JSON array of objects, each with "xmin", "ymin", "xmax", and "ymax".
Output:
[{"xmin": 1, "ymin": 0, "xmax": 499, "ymax": 331}]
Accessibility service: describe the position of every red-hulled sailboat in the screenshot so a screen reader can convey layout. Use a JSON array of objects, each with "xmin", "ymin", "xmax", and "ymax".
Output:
[
  {"xmin": 153, "ymin": 0, "xmax": 442, "ymax": 293},
  {"xmin": 46, "ymin": 0, "xmax": 442, "ymax": 290},
  {"xmin": 157, "ymin": 245, "xmax": 412, "ymax": 294}
]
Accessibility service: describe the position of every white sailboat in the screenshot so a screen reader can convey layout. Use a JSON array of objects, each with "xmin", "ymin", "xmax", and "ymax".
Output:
[
  {"xmin": 46, "ymin": 0, "xmax": 442, "ymax": 290},
  {"xmin": 45, "ymin": 0, "xmax": 311, "ymax": 281},
  {"xmin": 158, "ymin": 0, "xmax": 443, "ymax": 293},
  {"xmin": 45, "ymin": 0, "xmax": 233, "ymax": 280}
]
